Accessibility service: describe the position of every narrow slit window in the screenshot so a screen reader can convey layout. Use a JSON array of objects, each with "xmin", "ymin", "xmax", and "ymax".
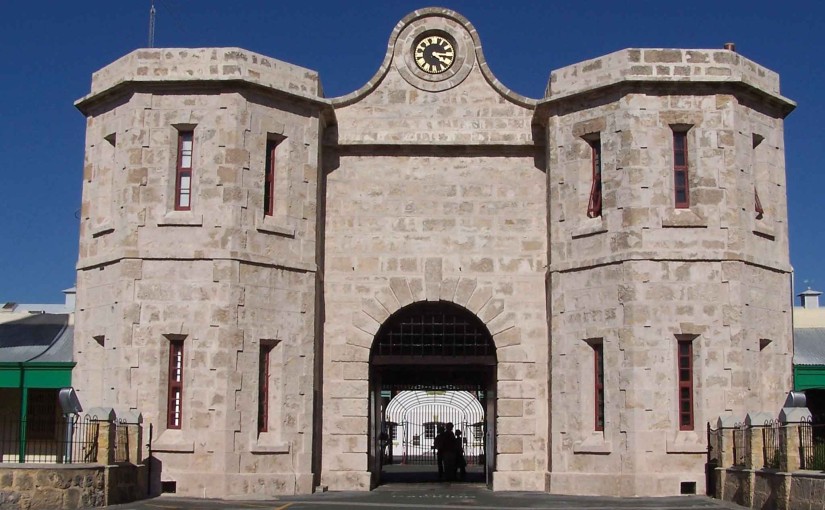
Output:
[
  {"xmin": 258, "ymin": 343, "xmax": 274, "ymax": 433},
  {"xmin": 263, "ymin": 139, "xmax": 279, "ymax": 216},
  {"xmin": 167, "ymin": 339, "xmax": 185, "ymax": 429},
  {"xmin": 175, "ymin": 131, "xmax": 194, "ymax": 211},
  {"xmin": 753, "ymin": 134, "xmax": 765, "ymax": 219},
  {"xmin": 754, "ymin": 187, "xmax": 764, "ymax": 219},
  {"xmin": 677, "ymin": 339, "xmax": 694, "ymax": 431},
  {"xmin": 587, "ymin": 137, "xmax": 603, "ymax": 218},
  {"xmin": 594, "ymin": 342, "xmax": 605, "ymax": 431},
  {"xmin": 673, "ymin": 130, "xmax": 689, "ymax": 208}
]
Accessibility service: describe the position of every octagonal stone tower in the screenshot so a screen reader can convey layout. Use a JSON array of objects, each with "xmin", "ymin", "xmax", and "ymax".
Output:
[
  {"xmin": 73, "ymin": 8, "xmax": 795, "ymax": 499},
  {"xmin": 74, "ymin": 49, "xmax": 327, "ymax": 496}
]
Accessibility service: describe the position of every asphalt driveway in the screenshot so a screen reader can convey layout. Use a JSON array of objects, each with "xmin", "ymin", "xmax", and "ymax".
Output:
[{"xmin": 108, "ymin": 483, "xmax": 746, "ymax": 510}]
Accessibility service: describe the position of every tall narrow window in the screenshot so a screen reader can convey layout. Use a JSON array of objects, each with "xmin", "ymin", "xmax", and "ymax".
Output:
[
  {"xmin": 753, "ymin": 134, "xmax": 765, "ymax": 219},
  {"xmin": 175, "ymin": 131, "xmax": 194, "ymax": 211},
  {"xmin": 263, "ymin": 139, "xmax": 279, "ymax": 216},
  {"xmin": 587, "ymin": 137, "xmax": 603, "ymax": 218},
  {"xmin": 593, "ymin": 342, "xmax": 605, "ymax": 431},
  {"xmin": 754, "ymin": 188, "xmax": 764, "ymax": 219},
  {"xmin": 167, "ymin": 340, "xmax": 184, "ymax": 429},
  {"xmin": 258, "ymin": 343, "xmax": 274, "ymax": 433},
  {"xmin": 677, "ymin": 339, "xmax": 694, "ymax": 430},
  {"xmin": 673, "ymin": 130, "xmax": 689, "ymax": 208}
]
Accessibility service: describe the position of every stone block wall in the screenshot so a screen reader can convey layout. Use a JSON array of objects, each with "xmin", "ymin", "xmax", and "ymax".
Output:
[
  {"xmin": 74, "ymin": 50, "xmax": 325, "ymax": 498},
  {"xmin": 321, "ymin": 150, "xmax": 549, "ymax": 491},
  {"xmin": 72, "ymin": 7, "xmax": 796, "ymax": 499},
  {"xmin": 544, "ymin": 57, "xmax": 793, "ymax": 495},
  {"xmin": 0, "ymin": 466, "xmax": 105, "ymax": 510}
]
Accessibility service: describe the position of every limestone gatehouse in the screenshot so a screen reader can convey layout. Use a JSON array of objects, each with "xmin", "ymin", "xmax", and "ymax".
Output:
[{"xmin": 72, "ymin": 7, "xmax": 796, "ymax": 499}]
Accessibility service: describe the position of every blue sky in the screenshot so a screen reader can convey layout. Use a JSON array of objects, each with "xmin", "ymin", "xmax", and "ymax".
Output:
[{"xmin": 1, "ymin": 0, "xmax": 822, "ymax": 303}]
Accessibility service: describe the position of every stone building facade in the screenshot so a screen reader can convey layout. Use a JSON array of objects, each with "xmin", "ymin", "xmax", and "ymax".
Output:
[{"xmin": 72, "ymin": 8, "xmax": 795, "ymax": 499}]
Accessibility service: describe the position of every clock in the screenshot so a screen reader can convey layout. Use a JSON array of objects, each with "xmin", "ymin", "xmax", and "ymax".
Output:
[{"xmin": 413, "ymin": 34, "xmax": 455, "ymax": 74}]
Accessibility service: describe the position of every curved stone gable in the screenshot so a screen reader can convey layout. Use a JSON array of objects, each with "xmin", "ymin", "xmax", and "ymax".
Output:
[{"xmin": 331, "ymin": 8, "xmax": 536, "ymax": 108}]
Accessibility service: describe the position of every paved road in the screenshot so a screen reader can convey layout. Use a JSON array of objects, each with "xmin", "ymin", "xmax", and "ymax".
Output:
[{"xmin": 109, "ymin": 484, "xmax": 746, "ymax": 510}]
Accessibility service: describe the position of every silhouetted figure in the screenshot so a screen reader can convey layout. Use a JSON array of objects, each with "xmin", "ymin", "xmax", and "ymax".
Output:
[
  {"xmin": 455, "ymin": 429, "xmax": 467, "ymax": 480},
  {"xmin": 433, "ymin": 422, "xmax": 456, "ymax": 480}
]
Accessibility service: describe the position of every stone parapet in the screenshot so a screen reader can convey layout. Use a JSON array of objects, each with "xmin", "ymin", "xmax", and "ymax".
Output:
[
  {"xmin": 545, "ymin": 48, "xmax": 792, "ymax": 106},
  {"xmin": 77, "ymin": 48, "xmax": 323, "ymax": 108}
]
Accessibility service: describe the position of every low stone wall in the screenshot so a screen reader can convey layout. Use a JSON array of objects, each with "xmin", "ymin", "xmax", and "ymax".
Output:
[
  {"xmin": 0, "ymin": 465, "xmax": 105, "ymax": 510},
  {"xmin": 0, "ymin": 463, "xmax": 148, "ymax": 510},
  {"xmin": 105, "ymin": 464, "xmax": 148, "ymax": 506},
  {"xmin": 718, "ymin": 468, "xmax": 825, "ymax": 510},
  {"xmin": 788, "ymin": 472, "xmax": 825, "ymax": 510}
]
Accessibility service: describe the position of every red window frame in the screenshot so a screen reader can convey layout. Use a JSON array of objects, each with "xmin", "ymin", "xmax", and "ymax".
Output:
[
  {"xmin": 594, "ymin": 342, "xmax": 605, "ymax": 431},
  {"xmin": 673, "ymin": 130, "xmax": 689, "ymax": 208},
  {"xmin": 587, "ymin": 138, "xmax": 603, "ymax": 218},
  {"xmin": 175, "ymin": 131, "xmax": 194, "ymax": 211},
  {"xmin": 258, "ymin": 343, "xmax": 273, "ymax": 433},
  {"xmin": 167, "ymin": 340, "xmax": 184, "ymax": 429},
  {"xmin": 264, "ymin": 140, "xmax": 278, "ymax": 217},
  {"xmin": 677, "ymin": 339, "xmax": 694, "ymax": 430}
]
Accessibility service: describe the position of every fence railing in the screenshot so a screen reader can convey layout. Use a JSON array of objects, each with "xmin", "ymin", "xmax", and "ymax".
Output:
[
  {"xmin": 113, "ymin": 418, "xmax": 131, "ymax": 463},
  {"xmin": 799, "ymin": 417, "xmax": 825, "ymax": 470},
  {"xmin": 762, "ymin": 419, "xmax": 782, "ymax": 469},
  {"xmin": 710, "ymin": 417, "xmax": 825, "ymax": 473},
  {"xmin": 0, "ymin": 414, "xmax": 98, "ymax": 464},
  {"xmin": 732, "ymin": 422, "xmax": 747, "ymax": 466}
]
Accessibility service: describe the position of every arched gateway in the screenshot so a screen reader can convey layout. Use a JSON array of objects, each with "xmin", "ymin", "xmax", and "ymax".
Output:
[{"xmin": 369, "ymin": 301, "xmax": 497, "ymax": 487}]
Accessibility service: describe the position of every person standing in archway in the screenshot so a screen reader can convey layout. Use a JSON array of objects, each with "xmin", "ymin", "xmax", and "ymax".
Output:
[
  {"xmin": 454, "ymin": 429, "xmax": 467, "ymax": 480},
  {"xmin": 433, "ymin": 422, "xmax": 457, "ymax": 480}
]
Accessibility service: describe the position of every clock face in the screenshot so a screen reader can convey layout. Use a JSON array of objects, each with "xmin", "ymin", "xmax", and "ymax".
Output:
[{"xmin": 414, "ymin": 34, "xmax": 455, "ymax": 74}]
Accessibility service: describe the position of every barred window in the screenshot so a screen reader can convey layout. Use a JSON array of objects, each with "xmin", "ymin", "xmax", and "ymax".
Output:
[
  {"xmin": 677, "ymin": 339, "xmax": 694, "ymax": 430},
  {"xmin": 167, "ymin": 339, "xmax": 185, "ymax": 429},
  {"xmin": 673, "ymin": 130, "xmax": 690, "ymax": 208},
  {"xmin": 175, "ymin": 131, "xmax": 194, "ymax": 211},
  {"xmin": 593, "ymin": 342, "xmax": 605, "ymax": 431}
]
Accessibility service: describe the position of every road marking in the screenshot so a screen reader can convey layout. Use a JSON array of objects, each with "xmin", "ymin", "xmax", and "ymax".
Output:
[{"xmin": 274, "ymin": 504, "xmax": 293, "ymax": 510}]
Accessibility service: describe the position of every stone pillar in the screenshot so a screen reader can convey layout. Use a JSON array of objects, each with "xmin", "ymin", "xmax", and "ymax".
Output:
[
  {"xmin": 714, "ymin": 414, "xmax": 738, "ymax": 500},
  {"xmin": 87, "ymin": 407, "xmax": 116, "ymax": 465},
  {"xmin": 716, "ymin": 415, "xmax": 737, "ymax": 468},
  {"xmin": 744, "ymin": 412, "xmax": 773, "ymax": 469}
]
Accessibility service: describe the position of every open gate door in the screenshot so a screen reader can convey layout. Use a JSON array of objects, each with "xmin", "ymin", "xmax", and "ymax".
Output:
[
  {"xmin": 485, "ymin": 370, "xmax": 496, "ymax": 489},
  {"xmin": 369, "ymin": 372, "xmax": 382, "ymax": 488}
]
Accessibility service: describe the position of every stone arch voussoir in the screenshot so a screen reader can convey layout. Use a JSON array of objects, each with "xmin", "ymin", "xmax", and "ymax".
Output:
[{"xmin": 354, "ymin": 275, "xmax": 522, "ymax": 354}]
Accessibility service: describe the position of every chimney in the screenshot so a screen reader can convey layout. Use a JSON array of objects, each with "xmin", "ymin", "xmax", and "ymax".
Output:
[
  {"xmin": 724, "ymin": 42, "xmax": 736, "ymax": 52},
  {"xmin": 798, "ymin": 288, "xmax": 822, "ymax": 309}
]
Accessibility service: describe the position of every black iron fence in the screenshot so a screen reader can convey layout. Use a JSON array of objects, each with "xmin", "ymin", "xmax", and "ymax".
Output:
[
  {"xmin": 113, "ymin": 419, "xmax": 131, "ymax": 463},
  {"xmin": 762, "ymin": 419, "xmax": 782, "ymax": 469},
  {"xmin": 732, "ymin": 422, "xmax": 747, "ymax": 466},
  {"xmin": 799, "ymin": 417, "xmax": 825, "ymax": 470},
  {"xmin": 0, "ymin": 414, "xmax": 98, "ymax": 464}
]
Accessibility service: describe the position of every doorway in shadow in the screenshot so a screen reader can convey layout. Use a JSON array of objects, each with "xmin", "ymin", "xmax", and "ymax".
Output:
[{"xmin": 368, "ymin": 301, "xmax": 496, "ymax": 488}]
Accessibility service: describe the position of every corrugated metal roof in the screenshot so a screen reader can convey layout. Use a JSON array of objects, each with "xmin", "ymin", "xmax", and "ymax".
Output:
[
  {"xmin": 794, "ymin": 328, "xmax": 825, "ymax": 366},
  {"xmin": 0, "ymin": 314, "xmax": 73, "ymax": 363}
]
